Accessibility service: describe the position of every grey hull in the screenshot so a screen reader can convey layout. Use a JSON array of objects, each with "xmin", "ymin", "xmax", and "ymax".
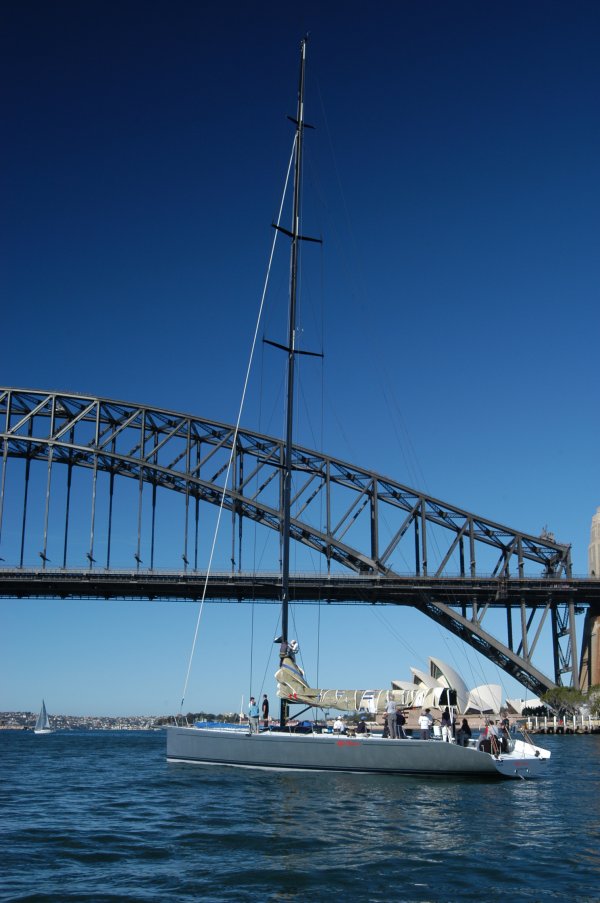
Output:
[{"xmin": 166, "ymin": 727, "xmax": 548, "ymax": 778}]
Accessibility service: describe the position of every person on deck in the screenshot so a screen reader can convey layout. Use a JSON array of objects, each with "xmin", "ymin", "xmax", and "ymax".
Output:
[
  {"xmin": 498, "ymin": 720, "xmax": 510, "ymax": 752},
  {"xmin": 418, "ymin": 709, "xmax": 433, "ymax": 740},
  {"xmin": 488, "ymin": 720, "xmax": 502, "ymax": 752},
  {"xmin": 261, "ymin": 694, "xmax": 269, "ymax": 730},
  {"xmin": 478, "ymin": 721, "xmax": 493, "ymax": 752},
  {"xmin": 441, "ymin": 707, "xmax": 452, "ymax": 742},
  {"xmin": 277, "ymin": 637, "xmax": 299, "ymax": 663},
  {"xmin": 248, "ymin": 697, "xmax": 260, "ymax": 734},
  {"xmin": 386, "ymin": 694, "xmax": 398, "ymax": 739},
  {"xmin": 397, "ymin": 710, "xmax": 407, "ymax": 739},
  {"xmin": 457, "ymin": 718, "xmax": 472, "ymax": 746},
  {"xmin": 478, "ymin": 721, "xmax": 487, "ymax": 748}
]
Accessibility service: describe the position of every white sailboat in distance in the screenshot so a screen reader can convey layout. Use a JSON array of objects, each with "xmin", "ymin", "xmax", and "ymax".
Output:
[
  {"xmin": 34, "ymin": 700, "xmax": 53, "ymax": 734},
  {"xmin": 166, "ymin": 37, "xmax": 551, "ymax": 779}
]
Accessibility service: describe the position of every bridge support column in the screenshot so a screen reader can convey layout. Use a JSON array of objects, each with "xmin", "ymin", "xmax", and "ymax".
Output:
[
  {"xmin": 551, "ymin": 599, "xmax": 580, "ymax": 688},
  {"xmin": 579, "ymin": 605, "xmax": 600, "ymax": 690}
]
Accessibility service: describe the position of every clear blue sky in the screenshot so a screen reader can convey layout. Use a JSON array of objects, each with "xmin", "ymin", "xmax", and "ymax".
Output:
[{"xmin": 1, "ymin": 1, "xmax": 599, "ymax": 716}]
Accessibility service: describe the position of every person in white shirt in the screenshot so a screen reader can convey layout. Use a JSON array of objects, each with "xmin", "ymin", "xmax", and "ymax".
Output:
[
  {"xmin": 386, "ymin": 694, "xmax": 398, "ymax": 739},
  {"xmin": 418, "ymin": 709, "xmax": 433, "ymax": 740}
]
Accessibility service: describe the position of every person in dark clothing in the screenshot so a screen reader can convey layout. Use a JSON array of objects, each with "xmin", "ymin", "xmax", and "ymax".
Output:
[
  {"xmin": 498, "ymin": 720, "xmax": 510, "ymax": 752},
  {"xmin": 441, "ymin": 707, "xmax": 452, "ymax": 742},
  {"xmin": 397, "ymin": 710, "xmax": 407, "ymax": 739},
  {"xmin": 457, "ymin": 718, "xmax": 472, "ymax": 747},
  {"xmin": 261, "ymin": 694, "xmax": 269, "ymax": 730}
]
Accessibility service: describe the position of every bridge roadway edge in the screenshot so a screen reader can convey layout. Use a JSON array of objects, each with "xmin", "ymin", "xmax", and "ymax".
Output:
[
  {"xmin": 1, "ymin": 570, "xmax": 599, "ymax": 606},
  {"xmin": 3, "ymin": 569, "xmax": 599, "ymax": 695}
]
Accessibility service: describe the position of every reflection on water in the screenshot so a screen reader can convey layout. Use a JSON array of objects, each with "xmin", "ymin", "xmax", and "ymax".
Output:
[{"xmin": 1, "ymin": 731, "xmax": 598, "ymax": 901}]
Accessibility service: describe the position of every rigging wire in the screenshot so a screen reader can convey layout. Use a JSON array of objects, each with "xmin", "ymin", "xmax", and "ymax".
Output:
[
  {"xmin": 247, "ymin": 600, "xmax": 255, "ymax": 713},
  {"xmin": 370, "ymin": 605, "xmax": 428, "ymax": 664},
  {"xmin": 178, "ymin": 136, "xmax": 297, "ymax": 713},
  {"xmin": 368, "ymin": 592, "xmax": 493, "ymax": 719}
]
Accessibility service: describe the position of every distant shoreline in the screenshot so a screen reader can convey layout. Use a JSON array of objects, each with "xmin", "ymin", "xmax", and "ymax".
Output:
[{"xmin": 0, "ymin": 712, "xmax": 169, "ymax": 731}]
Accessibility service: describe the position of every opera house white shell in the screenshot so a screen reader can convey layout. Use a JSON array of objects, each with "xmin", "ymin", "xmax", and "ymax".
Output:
[
  {"xmin": 464, "ymin": 684, "xmax": 502, "ymax": 715},
  {"xmin": 393, "ymin": 657, "xmax": 502, "ymax": 716},
  {"xmin": 505, "ymin": 696, "xmax": 542, "ymax": 715}
]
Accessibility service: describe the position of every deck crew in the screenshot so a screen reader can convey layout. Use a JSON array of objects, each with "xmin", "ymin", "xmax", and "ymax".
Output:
[
  {"xmin": 248, "ymin": 697, "xmax": 260, "ymax": 733},
  {"xmin": 418, "ymin": 709, "xmax": 433, "ymax": 739},
  {"xmin": 386, "ymin": 693, "xmax": 398, "ymax": 738}
]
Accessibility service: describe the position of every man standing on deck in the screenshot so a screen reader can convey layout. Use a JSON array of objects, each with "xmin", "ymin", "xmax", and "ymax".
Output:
[
  {"xmin": 261, "ymin": 694, "xmax": 269, "ymax": 730},
  {"xmin": 248, "ymin": 697, "xmax": 260, "ymax": 734},
  {"xmin": 386, "ymin": 693, "xmax": 398, "ymax": 738},
  {"xmin": 419, "ymin": 709, "xmax": 433, "ymax": 739}
]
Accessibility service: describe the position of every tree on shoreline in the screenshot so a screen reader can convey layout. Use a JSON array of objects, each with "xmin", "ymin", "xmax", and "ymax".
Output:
[
  {"xmin": 587, "ymin": 685, "xmax": 600, "ymax": 718},
  {"xmin": 541, "ymin": 684, "xmax": 600, "ymax": 719},
  {"xmin": 540, "ymin": 686, "xmax": 584, "ymax": 717}
]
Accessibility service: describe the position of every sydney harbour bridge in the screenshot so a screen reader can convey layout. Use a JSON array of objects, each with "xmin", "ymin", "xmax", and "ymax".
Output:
[{"xmin": 1, "ymin": 387, "xmax": 599, "ymax": 698}]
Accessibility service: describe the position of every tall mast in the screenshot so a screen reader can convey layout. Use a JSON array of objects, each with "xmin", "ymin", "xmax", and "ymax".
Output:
[{"xmin": 280, "ymin": 37, "xmax": 307, "ymax": 727}]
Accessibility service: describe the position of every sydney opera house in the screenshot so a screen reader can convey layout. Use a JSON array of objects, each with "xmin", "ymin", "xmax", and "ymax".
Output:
[{"xmin": 391, "ymin": 657, "xmax": 541, "ymax": 716}]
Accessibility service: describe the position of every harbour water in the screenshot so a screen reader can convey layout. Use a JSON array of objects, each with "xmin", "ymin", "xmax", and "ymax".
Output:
[{"xmin": 1, "ymin": 730, "xmax": 598, "ymax": 901}]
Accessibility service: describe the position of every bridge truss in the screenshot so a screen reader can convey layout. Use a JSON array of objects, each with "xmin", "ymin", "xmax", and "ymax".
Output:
[{"xmin": 1, "ymin": 387, "xmax": 595, "ymax": 696}]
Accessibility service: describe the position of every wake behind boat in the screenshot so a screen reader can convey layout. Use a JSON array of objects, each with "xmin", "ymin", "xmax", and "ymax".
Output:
[{"xmin": 166, "ymin": 38, "xmax": 550, "ymax": 780}]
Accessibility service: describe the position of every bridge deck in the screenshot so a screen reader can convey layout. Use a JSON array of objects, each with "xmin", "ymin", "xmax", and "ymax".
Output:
[{"xmin": 1, "ymin": 568, "xmax": 598, "ymax": 605}]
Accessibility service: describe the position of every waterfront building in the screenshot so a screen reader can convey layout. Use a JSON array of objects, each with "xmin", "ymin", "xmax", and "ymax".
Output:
[
  {"xmin": 589, "ymin": 506, "xmax": 600, "ymax": 577},
  {"xmin": 580, "ymin": 507, "xmax": 600, "ymax": 689},
  {"xmin": 392, "ymin": 657, "xmax": 502, "ymax": 715}
]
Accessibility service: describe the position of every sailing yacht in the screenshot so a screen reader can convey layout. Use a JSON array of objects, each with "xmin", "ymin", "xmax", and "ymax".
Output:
[
  {"xmin": 34, "ymin": 700, "xmax": 53, "ymax": 734},
  {"xmin": 166, "ymin": 38, "xmax": 551, "ymax": 779}
]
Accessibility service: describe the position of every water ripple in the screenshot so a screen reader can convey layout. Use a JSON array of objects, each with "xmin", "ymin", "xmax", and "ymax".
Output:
[{"xmin": 1, "ymin": 731, "xmax": 598, "ymax": 901}]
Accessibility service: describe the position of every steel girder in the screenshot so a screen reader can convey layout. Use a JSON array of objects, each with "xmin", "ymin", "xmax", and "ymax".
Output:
[{"xmin": 0, "ymin": 387, "xmax": 580, "ymax": 692}]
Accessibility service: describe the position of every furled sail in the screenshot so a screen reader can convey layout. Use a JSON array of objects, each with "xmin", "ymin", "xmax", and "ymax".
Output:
[{"xmin": 275, "ymin": 655, "xmax": 419, "ymax": 713}]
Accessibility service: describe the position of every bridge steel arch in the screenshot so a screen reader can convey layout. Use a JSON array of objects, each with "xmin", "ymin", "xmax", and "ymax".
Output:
[{"xmin": 0, "ymin": 387, "xmax": 590, "ymax": 696}]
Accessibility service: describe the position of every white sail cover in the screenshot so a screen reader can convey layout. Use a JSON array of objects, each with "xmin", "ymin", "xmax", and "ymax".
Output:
[
  {"xmin": 276, "ymin": 656, "xmax": 419, "ymax": 713},
  {"xmin": 276, "ymin": 656, "xmax": 505, "ymax": 717}
]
